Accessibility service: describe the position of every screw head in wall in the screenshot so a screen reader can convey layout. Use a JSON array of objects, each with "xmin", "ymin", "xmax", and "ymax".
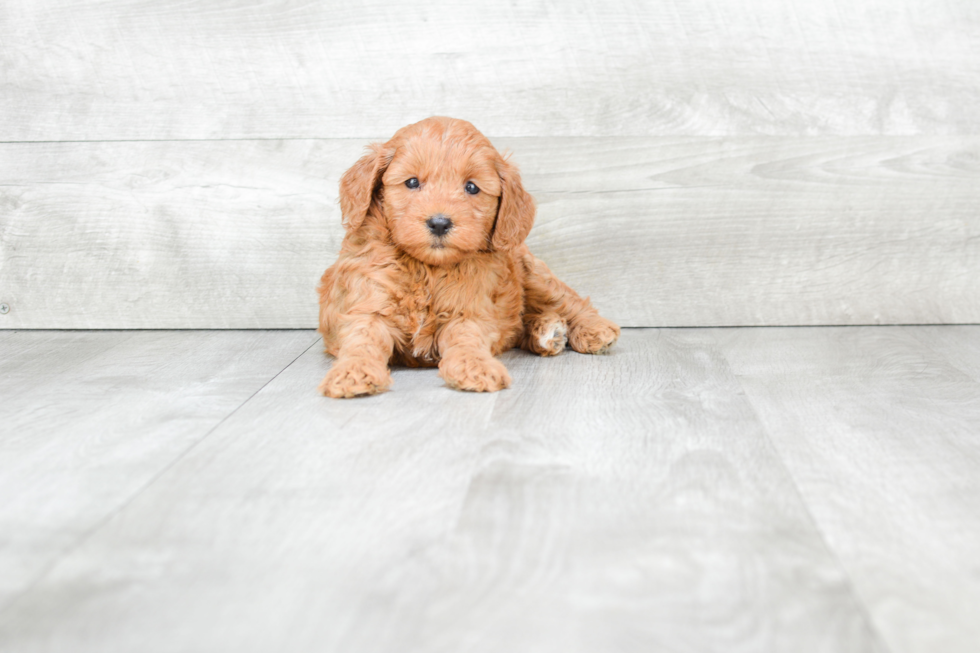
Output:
[{"xmin": 0, "ymin": 303, "xmax": 9, "ymax": 314}]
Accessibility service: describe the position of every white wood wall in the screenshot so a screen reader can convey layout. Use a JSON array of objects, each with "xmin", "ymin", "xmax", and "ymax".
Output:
[{"xmin": 1, "ymin": 0, "xmax": 978, "ymax": 328}]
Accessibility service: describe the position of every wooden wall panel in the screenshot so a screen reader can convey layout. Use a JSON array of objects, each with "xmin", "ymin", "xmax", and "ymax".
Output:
[
  {"xmin": 2, "ymin": 136, "xmax": 977, "ymax": 328},
  {"xmin": 2, "ymin": 0, "xmax": 978, "ymax": 140},
  {"xmin": 2, "ymin": 1, "xmax": 977, "ymax": 327}
]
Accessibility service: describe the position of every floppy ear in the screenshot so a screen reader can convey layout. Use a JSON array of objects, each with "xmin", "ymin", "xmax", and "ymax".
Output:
[
  {"xmin": 492, "ymin": 157, "xmax": 535, "ymax": 250},
  {"xmin": 338, "ymin": 142, "xmax": 393, "ymax": 232}
]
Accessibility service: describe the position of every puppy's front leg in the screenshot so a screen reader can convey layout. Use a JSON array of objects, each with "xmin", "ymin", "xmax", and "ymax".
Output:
[
  {"xmin": 437, "ymin": 320, "xmax": 511, "ymax": 393},
  {"xmin": 319, "ymin": 316, "xmax": 394, "ymax": 398}
]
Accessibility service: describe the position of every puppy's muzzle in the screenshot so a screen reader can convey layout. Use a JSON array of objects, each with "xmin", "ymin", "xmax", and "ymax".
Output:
[{"xmin": 426, "ymin": 214, "xmax": 453, "ymax": 237}]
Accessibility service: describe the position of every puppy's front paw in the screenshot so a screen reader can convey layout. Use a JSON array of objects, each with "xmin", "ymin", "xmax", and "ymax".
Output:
[
  {"xmin": 319, "ymin": 358, "xmax": 391, "ymax": 398},
  {"xmin": 568, "ymin": 317, "xmax": 620, "ymax": 354},
  {"xmin": 439, "ymin": 355, "xmax": 511, "ymax": 392}
]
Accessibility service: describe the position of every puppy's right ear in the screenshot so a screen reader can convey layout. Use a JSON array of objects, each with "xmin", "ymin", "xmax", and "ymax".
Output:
[{"xmin": 339, "ymin": 142, "xmax": 393, "ymax": 232}]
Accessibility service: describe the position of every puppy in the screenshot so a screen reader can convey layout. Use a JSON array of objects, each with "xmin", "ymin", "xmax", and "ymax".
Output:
[{"xmin": 317, "ymin": 116, "xmax": 619, "ymax": 397}]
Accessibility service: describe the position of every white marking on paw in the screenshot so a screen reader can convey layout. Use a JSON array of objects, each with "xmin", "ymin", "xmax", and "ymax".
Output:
[{"xmin": 538, "ymin": 321, "xmax": 568, "ymax": 351}]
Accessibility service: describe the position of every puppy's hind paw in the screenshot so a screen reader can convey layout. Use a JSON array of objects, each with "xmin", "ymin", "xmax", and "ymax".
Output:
[
  {"xmin": 524, "ymin": 318, "xmax": 568, "ymax": 357},
  {"xmin": 439, "ymin": 355, "xmax": 511, "ymax": 393},
  {"xmin": 568, "ymin": 317, "xmax": 620, "ymax": 355},
  {"xmin": 319, "ymin": 358, "xmax": 392, "ymax": 398}
]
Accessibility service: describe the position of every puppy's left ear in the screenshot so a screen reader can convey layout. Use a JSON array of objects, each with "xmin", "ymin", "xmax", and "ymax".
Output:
[
  {"xmin": 339, "ymin": 142, "xmax": 393, "ymax": 232},
  {"xmin": 492, "ymin": 157, "xmax": 535, "ymax": 250}
]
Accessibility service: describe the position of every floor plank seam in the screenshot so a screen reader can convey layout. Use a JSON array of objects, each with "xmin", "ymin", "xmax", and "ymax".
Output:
[
  {"xmin": 726, "ymin": 366, "xmax": 897, "ymax": 653},
  {"xmin": 0, "ymin": 334, "xmax": 322, "ymax": 619}
]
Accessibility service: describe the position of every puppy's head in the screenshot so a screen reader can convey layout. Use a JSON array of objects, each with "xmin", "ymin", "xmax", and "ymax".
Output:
[{"xmin": 338, "ymin": 116, "xmax": 534, "ymax": 265}]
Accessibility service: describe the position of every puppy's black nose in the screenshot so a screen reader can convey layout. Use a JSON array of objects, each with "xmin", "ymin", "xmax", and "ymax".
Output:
[{"xmin": 426, "ymin": 214, "xmax": 453, "ymax": 237}]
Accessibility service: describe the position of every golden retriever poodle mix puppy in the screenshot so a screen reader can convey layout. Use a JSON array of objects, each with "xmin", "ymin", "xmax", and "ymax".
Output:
[{"xmin": 317, "ymin": 116, "xmax": 619, "ymax": 397}]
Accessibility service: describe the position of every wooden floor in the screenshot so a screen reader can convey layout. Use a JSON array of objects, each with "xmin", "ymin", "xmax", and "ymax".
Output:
[{"xmin": 1, "ymin": 327, "xmax": 978, "ymax": 653}]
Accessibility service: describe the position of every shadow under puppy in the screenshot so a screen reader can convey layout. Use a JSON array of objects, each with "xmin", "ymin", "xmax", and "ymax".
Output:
[{"xmin": 318, "ymin": 116, "xmax": 619, "ymax": 397}]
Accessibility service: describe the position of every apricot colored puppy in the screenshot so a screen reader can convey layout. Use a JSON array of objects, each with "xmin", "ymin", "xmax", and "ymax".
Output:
[{"xmin": 318, "ymin": 116, "xmax": 619, "ymax": 397}]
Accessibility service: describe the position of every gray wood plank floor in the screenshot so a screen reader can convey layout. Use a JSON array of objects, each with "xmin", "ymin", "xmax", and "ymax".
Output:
[
  {"xmin": 0, "ymin": 331, "xmax": 317, "ymax": 610},
  {"xmin": 717, "ymin": 328, "xmax": 980, "ymax": 653},
  {"xmin": 1, "ymin": 327, "xmax": 978, "ymax": 653}
]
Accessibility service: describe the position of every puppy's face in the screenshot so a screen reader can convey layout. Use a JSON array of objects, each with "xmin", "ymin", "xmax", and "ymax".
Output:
[
  {"xmin": 381, "ymin": 123, "xmax": 501, "ymax": 266},
  {"xmin": 338, "ymin": 117, "xmax": 535, "ymax": 265}
]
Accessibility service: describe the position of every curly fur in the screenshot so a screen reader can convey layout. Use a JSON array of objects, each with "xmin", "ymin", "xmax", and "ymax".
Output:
[{"xmin": 318, "ymin": 116, "xmax": 619, "ymax": 397}]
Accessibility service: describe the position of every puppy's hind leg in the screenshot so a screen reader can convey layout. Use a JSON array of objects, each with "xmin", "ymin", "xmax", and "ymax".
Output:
[
  {"xmin": 567, "ymin": 309, "xmax": 620, "ymax": 355},
  {"xmin": 521, "ymin": 252, "xmax": 620, "ymax": 355},
  {"xmin": 521, "ymin": 312, "xmax": 568, "ymax": 357}
]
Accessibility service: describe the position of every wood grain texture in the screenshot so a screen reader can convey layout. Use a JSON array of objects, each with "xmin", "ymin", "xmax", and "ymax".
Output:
[
  {"xmin": 717, "ymin": 326, "xmax": 980, "ymax": 653},
  {"xmin": 906, "ymin": 325, "xmax": 980, "ymax": 382},
  {"xmin": 0, "ymin": 330, "xmax": 883, "ymax": 653},
  {"xmin": 0, "ymin": 139, "xmax": 348, "ymax": 329},
  {"xmin": 1, "ymin": 136, "xmax": 978, "ymax": 328},
  {"xmin": 0, "ymin": 330, "xmax": 316, "ymax": 611},
  {"xmin": 2, "ymin": 0, "xmax": 978, "ymax": 140}
]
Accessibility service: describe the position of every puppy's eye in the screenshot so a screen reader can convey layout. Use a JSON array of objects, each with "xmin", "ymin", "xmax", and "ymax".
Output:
[
  {"xmin": 405, "ymin": 177, "xmax": 420, "ymax": 189},
  {"xmin": 464, "ymin": 181, "xmax": 480, "ymax": 195}
]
